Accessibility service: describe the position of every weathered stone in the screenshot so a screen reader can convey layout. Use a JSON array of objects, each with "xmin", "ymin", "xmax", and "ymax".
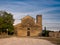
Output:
[{"xmin": 14, "ymin": 15, "xmax": 42, "ymax": 37}]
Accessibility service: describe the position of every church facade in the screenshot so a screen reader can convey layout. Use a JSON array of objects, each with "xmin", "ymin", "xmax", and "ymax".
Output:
[{"xmin": 14, "ymin": 15, "xmax": 42, "ymax": 37}]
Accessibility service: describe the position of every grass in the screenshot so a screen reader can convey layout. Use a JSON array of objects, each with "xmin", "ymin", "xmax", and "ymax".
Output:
[{"xmin": 38, "ymin": 37, "xmax": 60, "ymax": 45}]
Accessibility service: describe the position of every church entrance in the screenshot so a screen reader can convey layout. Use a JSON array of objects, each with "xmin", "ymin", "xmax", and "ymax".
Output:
[
  {"xmin": 27, "ymin": 28, "xmax": 30, "ymax": 36},
  {"xmin": 27, "ymin": 31, "xmax": 30, "ymax": 36}
]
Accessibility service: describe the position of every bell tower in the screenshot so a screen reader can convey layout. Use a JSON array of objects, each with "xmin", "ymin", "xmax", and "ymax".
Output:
[
  {"xmin": 36, "ymin": 15, "xmax": 42, "ymax": 25},
  {"xmin": 36, "ymin": 15, "xmax": 42, "ymax": 30}
]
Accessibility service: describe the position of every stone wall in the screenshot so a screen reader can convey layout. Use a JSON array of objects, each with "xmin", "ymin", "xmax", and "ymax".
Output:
[
  {"xmin": 14, "ymin": 15, "xmax": 42, "ymax": 37},
  {"xmin": 49, "ymin": 31, "xmax": 60, "ymax": 38}
]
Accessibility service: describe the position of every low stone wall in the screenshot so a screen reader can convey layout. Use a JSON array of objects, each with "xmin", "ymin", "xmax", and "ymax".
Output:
[{"xmin": 49, "ymin": 32, "xmax": 60, "ymax": 38}]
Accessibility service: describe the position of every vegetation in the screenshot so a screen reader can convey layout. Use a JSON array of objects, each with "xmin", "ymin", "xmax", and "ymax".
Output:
[
  {"xmin": 39, "ymin": 37, "xmax": 60, "ymax": 45},
  {"xmin": 42, "ymin": 27, "xmax": 50, "ymax": 37},
  {"xmin": 0, "ymin": 11, "xmax": 14, "ymax": 35}
]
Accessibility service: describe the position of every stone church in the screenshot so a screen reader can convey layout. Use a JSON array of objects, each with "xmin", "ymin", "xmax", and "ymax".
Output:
[{"xmin": 14, "ymin": 15, "xmax": 42, "ymax": 37}]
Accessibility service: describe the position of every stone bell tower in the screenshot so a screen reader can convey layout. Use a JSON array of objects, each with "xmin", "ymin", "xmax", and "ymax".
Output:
[{"xmin": 36, "ymin": 15, "xmax": 42, "ymax": 30}]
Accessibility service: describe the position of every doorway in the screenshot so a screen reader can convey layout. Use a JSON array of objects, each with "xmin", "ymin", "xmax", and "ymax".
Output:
[
  {"xmin": 27, "ymin": 28, "xmax": 30, "ymax": 36},
  {"xmin": 27, "ymin": 31, "xmax": 30, "ymax": 36}
]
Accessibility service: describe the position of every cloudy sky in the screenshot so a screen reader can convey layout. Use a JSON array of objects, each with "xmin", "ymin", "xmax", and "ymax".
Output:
[{"xmin": 0, "ymin": 0, "xmax": 60, "ymax": 31}]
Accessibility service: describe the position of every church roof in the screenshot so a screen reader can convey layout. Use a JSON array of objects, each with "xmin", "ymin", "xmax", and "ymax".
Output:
[
  {"xmin": 21, "ymin": 15, "xmax": 35, "ymax": 20},
  {"xmin": 14, "ymin": 23, "xmax": 21, "ymax": 28}
]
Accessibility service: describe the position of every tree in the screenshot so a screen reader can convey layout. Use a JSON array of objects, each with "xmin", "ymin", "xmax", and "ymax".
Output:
[
  {"xmin": 42, "ymin": 26, "xmax": 49, "ymax": 37},
  {"xmin": 0, "ymin": 11, "xmax": 14, "ymax": 35}
]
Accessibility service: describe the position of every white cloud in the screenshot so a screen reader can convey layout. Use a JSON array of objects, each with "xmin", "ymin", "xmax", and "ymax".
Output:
[
  {"xmin": 0, "ymin": 0, "xmax": 60, "ymax": 31},
  {"xmin": 6, "ymin": 7, "xmax": 59, "ymax": 25}
]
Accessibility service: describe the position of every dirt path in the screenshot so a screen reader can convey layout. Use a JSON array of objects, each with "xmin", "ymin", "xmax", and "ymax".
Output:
[{"xmin": 0, "ymin": 37, "xmax": 55, "ymax": 45}]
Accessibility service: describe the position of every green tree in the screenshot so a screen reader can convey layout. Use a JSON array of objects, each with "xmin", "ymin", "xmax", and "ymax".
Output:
[
  {"xmin": 42, "ymin": 26, "xmax": 49, "ymax": 37},
  {"xmin": 0, "ymin": 11, "xmax": 14, "ymax": 35}
]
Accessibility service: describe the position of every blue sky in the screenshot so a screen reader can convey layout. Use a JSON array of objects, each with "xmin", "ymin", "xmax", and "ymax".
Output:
[{"xmin": 0, "ymin": 0, "xmax": 60, "ymax": 31}]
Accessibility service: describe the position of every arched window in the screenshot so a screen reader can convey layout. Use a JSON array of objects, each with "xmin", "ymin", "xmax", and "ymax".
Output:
[{"xmin": 27, "ymin": 28, "xmax": 30, "ymax": 30}]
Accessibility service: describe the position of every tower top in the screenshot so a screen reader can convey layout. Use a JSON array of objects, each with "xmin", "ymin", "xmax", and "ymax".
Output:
[
  {"xmin": 37, "ymin": 15, "xmax": 42, "ymax": 17},
  {"xmin": 36, "ymin": 14, "xmax": 42, "ymax": 26}
]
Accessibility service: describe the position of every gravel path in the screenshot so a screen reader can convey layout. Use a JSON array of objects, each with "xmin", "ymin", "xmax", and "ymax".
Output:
[{"xmin": 0, "ymin": 37, "xmax": 55, "ymax": 45}]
